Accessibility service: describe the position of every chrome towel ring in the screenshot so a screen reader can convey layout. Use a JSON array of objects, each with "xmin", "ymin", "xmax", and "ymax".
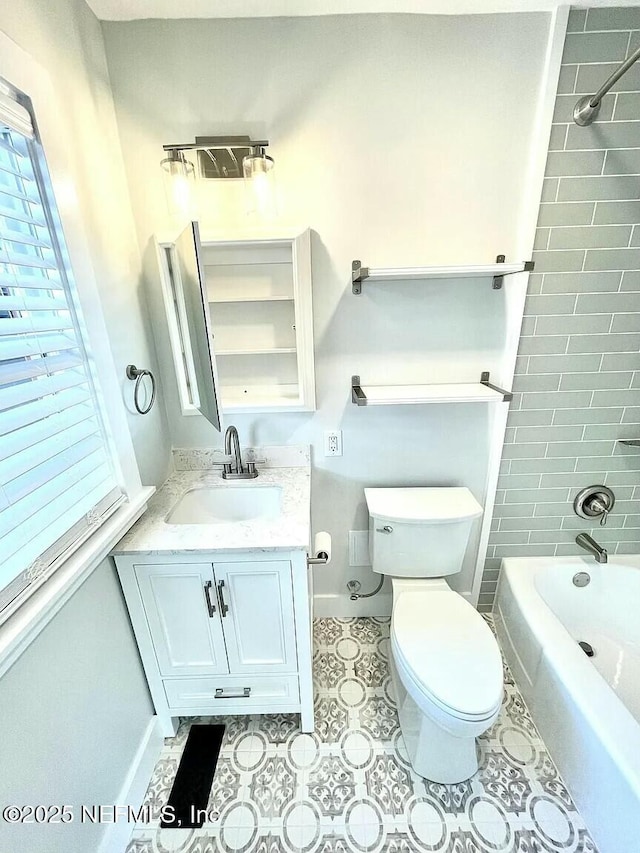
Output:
[{"xmin": 126, "ymin": 364, "xmax": 156, "ymax": 415}]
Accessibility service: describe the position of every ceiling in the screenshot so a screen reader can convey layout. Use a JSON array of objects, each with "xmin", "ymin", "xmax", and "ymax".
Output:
[{"xmin": 87, "ymin": 0, "xmax": 640, "ymax": 21}]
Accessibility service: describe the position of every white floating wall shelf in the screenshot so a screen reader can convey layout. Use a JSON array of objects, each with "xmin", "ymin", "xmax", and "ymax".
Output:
[
  {"xmin": 351, "ymin": 372, "xmax": 513, "ymax": 406},
  {"xmin": 351, "ymin": 255, "xmax": 535, "ymax": 294}
]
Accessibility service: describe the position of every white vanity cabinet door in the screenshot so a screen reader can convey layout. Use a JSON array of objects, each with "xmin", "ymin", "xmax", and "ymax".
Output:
[
  {"xmin": 135, "ymin": 563, "xmax": 229, "ymax": 677},
  {"xmin": 213, "ymin": 560, "xmax": 297, "ymax": 675}
]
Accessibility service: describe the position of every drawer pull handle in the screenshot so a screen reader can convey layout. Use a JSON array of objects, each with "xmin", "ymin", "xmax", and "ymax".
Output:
[
  {"xmin": 217, "ymin": 579, "xmax": 229, "ymax": 617},
  {"xmin": 203, "ymin": 580, "xmax": 216, "ymax": 617},
  {"xmin": 214, "ymin": 687, "xmax": 251, "ymax": 699}
]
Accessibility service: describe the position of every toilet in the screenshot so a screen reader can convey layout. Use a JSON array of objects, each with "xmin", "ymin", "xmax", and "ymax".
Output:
[{"xmin": 364, "ymin": 486, "xmax": 503, "ymax": 783}]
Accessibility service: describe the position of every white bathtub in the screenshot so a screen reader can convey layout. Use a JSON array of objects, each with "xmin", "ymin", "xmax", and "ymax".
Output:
[{"xmin": 494, "ymin": 555, "xmax": 640, "ymax": 853}]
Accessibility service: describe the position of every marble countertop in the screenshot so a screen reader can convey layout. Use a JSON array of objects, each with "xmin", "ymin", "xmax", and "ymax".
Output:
[{"xmin": 112, "ymin": 465, "xmax": 310, "ymax": 555}]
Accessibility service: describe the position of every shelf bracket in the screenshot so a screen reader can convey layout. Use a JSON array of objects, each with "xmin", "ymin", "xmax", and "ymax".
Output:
[
  {"xmin": 492, "ymin": 254, "xmax": 506, "ymax": 290},
  {"xmin": 351, "ymin": 375, "xmax": 367, "ymax": 405},
  {"xmin": 480, "ymin": 371, "xmax": 513, "ymax": 402},
  {"xmin": 492, "ymin": 254, "xmax": 535, "ymax": 290},
  {"xmin": 618, "ymin": 439, "xmax": 640, "ymax": 447},
  {"xmin": 352, "ymin": 260, "xmax": 369, "ymax": 295}
]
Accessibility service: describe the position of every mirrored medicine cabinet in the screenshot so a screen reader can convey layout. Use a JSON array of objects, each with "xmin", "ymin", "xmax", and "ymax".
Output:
[{"xmin": 157, "ymin": 223, "xmax": 316, "ymax": 429}]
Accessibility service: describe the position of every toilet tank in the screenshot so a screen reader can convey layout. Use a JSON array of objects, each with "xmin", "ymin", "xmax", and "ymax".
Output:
[{"xmin": 364, "ymin": 487, "xmax": 483, "ymax": 578}]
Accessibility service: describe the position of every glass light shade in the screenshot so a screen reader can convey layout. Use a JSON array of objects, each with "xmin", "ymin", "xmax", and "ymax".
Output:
[
  {"xmin": 161, "ymin": 153, "xmax": 196, "ymax": 219},
  {"xmin": 243, "ymin": 153, "xmax": 276, "ymax": 219}
]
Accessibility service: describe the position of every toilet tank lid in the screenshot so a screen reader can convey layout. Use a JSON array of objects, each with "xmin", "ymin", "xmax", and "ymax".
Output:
[{"xmin": 364, "ymin": 487, "xmax": 483, "ymax": 523}]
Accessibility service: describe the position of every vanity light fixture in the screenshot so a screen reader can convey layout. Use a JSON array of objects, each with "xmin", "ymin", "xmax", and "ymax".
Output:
[
  {"xmin": 160, "ymin": 136, "xmax": 276, "ymax": 217},
  {"xmin": 160, "ymin": 148, "xmax": 196, "ymax": 218},
  {"xmin": 242, "ymin": 146, "xmax": 276, "ymax": 218}
]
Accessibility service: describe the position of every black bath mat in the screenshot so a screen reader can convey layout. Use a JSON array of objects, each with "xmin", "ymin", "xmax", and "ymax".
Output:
[{"xmin": 160, "ymin": 723, "xmax": 225, "ymax": 828}]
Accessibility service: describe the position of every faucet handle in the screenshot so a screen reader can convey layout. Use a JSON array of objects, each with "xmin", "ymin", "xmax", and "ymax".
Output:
[
  {"xmin": 246, "ymin": 457, "xmax": 266, "ymax": 465},
  {"xmin": 588, "ymin": 497, "xmax": 610, "ymax": 526}
]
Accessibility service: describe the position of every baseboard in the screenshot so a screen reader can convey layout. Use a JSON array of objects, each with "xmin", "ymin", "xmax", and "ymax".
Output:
[
  {"xmin": 313, "ymin": 592, "xmax": 392, "ymax": 618},
  {"xmin": 98, "ymin": 716, "xmax": 164, "ymax": 853}
]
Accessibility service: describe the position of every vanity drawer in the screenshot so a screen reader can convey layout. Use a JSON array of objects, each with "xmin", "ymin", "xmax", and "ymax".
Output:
[{"xmin": 163, "ymin": 674, "xmax": 300, "ymax": 711}]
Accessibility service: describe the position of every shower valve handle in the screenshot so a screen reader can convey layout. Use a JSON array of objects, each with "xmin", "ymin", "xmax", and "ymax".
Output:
[
  {"xmin": 573, "ymin": 485, "xmax": 615, "ymax": 527},
  {"xmin": 588, "ymin": 497, "xmax": 608, "ymax": 526}
]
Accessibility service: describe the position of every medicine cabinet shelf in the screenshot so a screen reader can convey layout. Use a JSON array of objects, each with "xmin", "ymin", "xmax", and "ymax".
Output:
[
  {"xmin": 217, "ymin": 347, "xmax": 297, "ymax": 356},
  {"xmin": 221, "ymin": 383, "xmax": 300, "ymax": 409},
  {"xmin": 351, "ymin": 373, "xmax": 512, "ymax": 406},
  {"xmin": 210, "ymin": 295, "xmax": 294, "ymax": 304},
  {"xmin": 351, "ymin": 256, "xmax": 534, "ymax": 294}
]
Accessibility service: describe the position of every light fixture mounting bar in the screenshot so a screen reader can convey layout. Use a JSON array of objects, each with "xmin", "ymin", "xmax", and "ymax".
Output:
[{"xmin": 162, "ymin": 136, "xmax": 269, "ymax": 153}]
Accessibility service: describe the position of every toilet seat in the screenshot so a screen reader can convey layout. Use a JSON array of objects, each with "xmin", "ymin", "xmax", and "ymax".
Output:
[{"xmin": 391, "ymin": 586, "xmax": 503, "ymax": 724}]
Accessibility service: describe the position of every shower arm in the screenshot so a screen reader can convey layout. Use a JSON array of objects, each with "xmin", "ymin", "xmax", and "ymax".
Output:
[{"xmin": 574, "ymin": 45, "xmax": 640, "ymax": 125}]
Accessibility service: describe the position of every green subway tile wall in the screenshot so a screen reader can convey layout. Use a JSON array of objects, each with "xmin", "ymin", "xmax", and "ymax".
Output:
[{"xmin": 481, "ymin": 6, "xmax": 640, "ymax": 611}]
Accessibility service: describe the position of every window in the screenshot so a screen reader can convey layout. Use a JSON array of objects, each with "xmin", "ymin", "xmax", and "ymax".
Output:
[{"xmin": 0, "ymin": 86, "xmax": 125, "ymax": 623}]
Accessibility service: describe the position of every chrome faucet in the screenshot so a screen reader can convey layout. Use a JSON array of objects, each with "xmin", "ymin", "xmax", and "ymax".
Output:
[
  {"xmin": 222, "ymin": 425, "xmax": 259, "ymax": 479},
  {"xmin": 575, "ymin": 532, "xmax": 608, "ymax": 564}
]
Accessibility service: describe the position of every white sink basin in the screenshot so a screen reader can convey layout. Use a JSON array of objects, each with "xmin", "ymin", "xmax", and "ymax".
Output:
[{"xmin": 166, "ymin": 485, "xmax": 282, "ymax": 525}]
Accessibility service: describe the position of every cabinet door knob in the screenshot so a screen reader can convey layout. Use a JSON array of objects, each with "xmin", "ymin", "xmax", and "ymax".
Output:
[
  {"xmin": 203, "ymin": 580, "xmax": 216, "ymax": 617},
  {"xmin": 217, "ymin": 579, "xmax": 229, "ymax": 617}
]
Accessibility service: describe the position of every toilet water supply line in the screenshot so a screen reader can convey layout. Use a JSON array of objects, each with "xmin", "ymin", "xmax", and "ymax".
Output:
[{"xmin": 348, "ymin": 576, "xmax": 384, "ymax": 601}]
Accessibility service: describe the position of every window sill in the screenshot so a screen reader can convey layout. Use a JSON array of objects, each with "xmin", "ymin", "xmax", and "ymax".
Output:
[{"xmin": 0, "ymin": 487, "xmax": 155, "ymax": 679}]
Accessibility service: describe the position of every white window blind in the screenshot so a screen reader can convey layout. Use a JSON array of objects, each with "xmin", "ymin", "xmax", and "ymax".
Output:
[{"xmin": 0, "ymin": 88, "xmax": 124, "ymax": 622}]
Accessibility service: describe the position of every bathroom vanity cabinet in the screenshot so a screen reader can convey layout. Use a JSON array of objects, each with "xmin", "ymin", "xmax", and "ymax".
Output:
[
  {"xmin": 115, "ymin": 550, "xmax": 312, "ymax": 736},
  {"xmin": 157, "ymin": 227, "xmax": 316, "ymax": 417},
  {"xmin": 111, "ymin": 462, "xmax": 314, "ymax": 736}
]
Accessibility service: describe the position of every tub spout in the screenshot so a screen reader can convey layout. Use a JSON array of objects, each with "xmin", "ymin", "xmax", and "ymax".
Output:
[{"xmin": 576, "ymin": 533, "xmax": 608, "ymax": 564}]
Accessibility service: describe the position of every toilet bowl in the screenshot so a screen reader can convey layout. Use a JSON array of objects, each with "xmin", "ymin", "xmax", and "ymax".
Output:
[
  {"xmin": 364, "ymin": 486, "xmax": 504, "ymax": 783},
  {"xmin": 390, "ymin": 578, "xmax": 503, "ymax": 782}
]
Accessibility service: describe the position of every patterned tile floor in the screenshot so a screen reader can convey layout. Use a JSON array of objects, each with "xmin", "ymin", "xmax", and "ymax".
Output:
[{"xmin": 125, "ymin": 617, "xmax": 598, "ymax": 852}]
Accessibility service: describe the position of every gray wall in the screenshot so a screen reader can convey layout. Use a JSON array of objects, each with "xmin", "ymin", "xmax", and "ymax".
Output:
[
  {"xmin": 481, "ymin": 6, "xmax": 640, "ymax": 609},
  {"xmin": 102, "ymin": 12, "xmax": 551, "ymax": 607},
  {"xmin": 0, "ymin": 0, "xmax": 172, "ymax": 487},
  {"xmin": 0, "ymin": 559, "xmax": 154, "ymax": 853},
  {"xmin": 0, "ymin": 3, "xmax": 162, "ymax": 851}
]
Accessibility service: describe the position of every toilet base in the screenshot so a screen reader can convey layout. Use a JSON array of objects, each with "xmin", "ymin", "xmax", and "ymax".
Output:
[{"xmin": 390, "ymin": 654, "xmax": 479, "ymax": 783}]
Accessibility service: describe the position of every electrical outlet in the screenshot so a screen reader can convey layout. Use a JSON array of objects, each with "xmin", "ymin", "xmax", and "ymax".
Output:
[
  {"xmin": 324, "ymin": 429, "xmax": 343, "ymax": 457},
  {"xmin": 349, "ymin": 530, "xmax": 370, "ymax": 566}
]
